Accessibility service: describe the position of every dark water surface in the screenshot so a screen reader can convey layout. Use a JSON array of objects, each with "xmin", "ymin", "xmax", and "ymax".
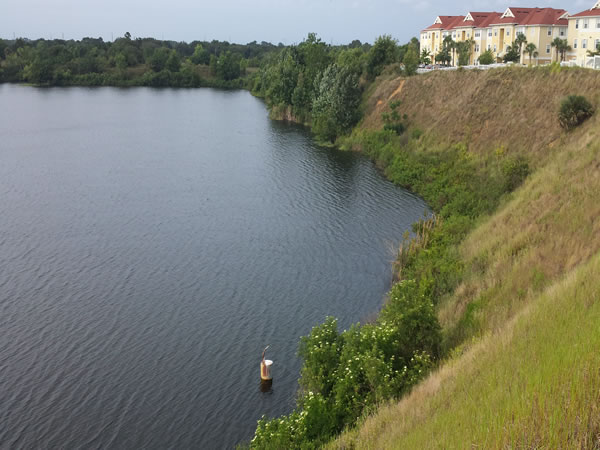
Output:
[{"xmin": 0, "ymin": 85, "xmax": 428, "ymax": 449}]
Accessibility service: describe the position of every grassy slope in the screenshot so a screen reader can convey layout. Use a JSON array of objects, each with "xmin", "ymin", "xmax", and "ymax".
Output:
[
  {"xmin": 331, "ymin": 67, "xmax": 600, "ymax": 447},
  {"xmin": 333, "ymin": 253, "xmax": 600, "ymax": 448}
]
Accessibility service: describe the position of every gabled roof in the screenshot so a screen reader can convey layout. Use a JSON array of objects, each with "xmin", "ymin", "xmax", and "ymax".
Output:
[
  {"xmin": 422, "ymin": 16, "xmax": 464, "ymax": 32},
  {"xmin": 421, "ymin": 6, "xmax": 568, "ymax": 34},
  {"xmin": 489, "ymin": 7, "xmax": 568, "ymax": 26},
  {"xmin": 570, "ymin": 9, "xmax": 600, "ymax": 17},
  {"xmin": 571, "ymin": 1, "xmax": 600, "ymax": 18},
  {"xmin": 478, "ymin": 13, "xmax": 504, "ymax": 28},
  {"xmin": 453, "ymin": 12, "xmax": 501, "ymax": 29}
]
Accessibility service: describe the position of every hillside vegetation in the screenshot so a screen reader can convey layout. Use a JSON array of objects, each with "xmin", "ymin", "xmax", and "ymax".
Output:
[{"xmin": 330, "ymin": 66, "xmax": 600, "ymax": 447}]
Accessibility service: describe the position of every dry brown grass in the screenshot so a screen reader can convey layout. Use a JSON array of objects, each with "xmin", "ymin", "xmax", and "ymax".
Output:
[{"xmin": 361, "ymin": 67, "xmax": 600, "ymax": 165}]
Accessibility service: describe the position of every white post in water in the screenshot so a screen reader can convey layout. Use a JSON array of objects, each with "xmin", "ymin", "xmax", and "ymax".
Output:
[{"xmin": 261, "ymin": 346, "xmax": 273, "ymax": 381}]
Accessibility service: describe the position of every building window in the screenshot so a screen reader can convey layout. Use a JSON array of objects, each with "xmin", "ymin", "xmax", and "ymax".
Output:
[
  {"xmin": 584, "ymin": 19, "xmax": 589, "ymax": 29},
  {"xmin": 574, "ymin": 39, "xmax": 578, "ymax": 49},
  {"xmin": 597, "ymin": 19, "xmax": 600, "ymax": 28},
  {"xmin": 475, "ymin": 45, "xmax": 480, "ymax": 52},
  {"xmin": 547, "ymin": 27, "xmax": 552, "ymax": 36},
  {"xmin": 576, "ymin": 19, "xmax": 580, "ymax": 29},
  {"xmin": 546, "ymin": 44, "xmax": 550, "ymax": 54},
  {"xmin": 494, "ymin": 29, "xmax": 498, "ymax": 36},
  {"xmin": 583, "ymin": 39, "xmax": 587, "ymax": 49},
  {"xmin": 494, "ymin": 45, "xmax": 497, "ymax": 52},
  {"xmin": 488, "ymin": 44, "xmax": 491, "ymax": 50},
  {"xmin": 475, "ymin": 31, "xmax": 481, "ymax": 38},
  {"xmin": 452, "ymin": 32, "xmax": 456, "ymax": 38},
  {"xmin": 560, "ymin": 29, "xmax": 565, "ymax": 36},
  {"xmin": 488, "ymin": 30, "xmax": 492, "ymax": 37}
]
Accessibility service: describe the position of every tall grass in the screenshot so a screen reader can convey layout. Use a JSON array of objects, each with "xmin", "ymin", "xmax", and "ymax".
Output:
[{"xmin": 331, "ymin": 252, "xmax": 600, "ymax": 449}]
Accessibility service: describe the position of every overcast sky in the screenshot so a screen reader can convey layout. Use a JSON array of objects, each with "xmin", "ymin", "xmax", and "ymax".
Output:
[{"xmin": 1, "ymin": 0, "xmax": 591, "ymax": 45}]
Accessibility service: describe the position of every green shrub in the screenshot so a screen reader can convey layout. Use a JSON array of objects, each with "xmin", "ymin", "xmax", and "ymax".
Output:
[
  {"xmin": 382, "ymin": 100, "xmax": 406, "ymax": 135},
  {"xmin": 411, "ymin": 127, "xmax": 424, "ymax": 140},
  {"xmin": 559, "ymin": 95, "xmax": 594, "ymax": 130},
  {"xmin": 478, "ymin": 50, "xmax": 495, "ymax": 65},
  {"xmin": 250, "ymin": 280, "xmax": 440, "ymax": 448},
  {"xmin": 502, "ymin": 156, "xmax": 530, "ymax": 191},
  {"xmin": 384, "ymin": 122, "xmax": 406, "ymax": 134}
]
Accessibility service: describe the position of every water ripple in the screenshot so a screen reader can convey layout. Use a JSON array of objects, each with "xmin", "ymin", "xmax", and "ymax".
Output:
[{"xmin": 0, "ymin": 85, "xmax": 428, "ymax": 449}]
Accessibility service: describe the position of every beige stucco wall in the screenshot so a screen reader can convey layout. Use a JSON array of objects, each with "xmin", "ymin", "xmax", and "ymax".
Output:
[{"xmin": 568, "ymin": 16, "xmax": 600, "ymax": 66}]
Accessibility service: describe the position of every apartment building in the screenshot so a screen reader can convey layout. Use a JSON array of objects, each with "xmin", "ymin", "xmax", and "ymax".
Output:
[
  {"xmin": 420, "ymin": 6, "xmax": 569, "ymax": 66},
  {"xmin": 568, "ymin": 2, "xmax": 600, "ymax": 66}
]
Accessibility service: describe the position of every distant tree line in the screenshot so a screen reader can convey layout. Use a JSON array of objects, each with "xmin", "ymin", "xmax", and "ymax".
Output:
[{"xmin": 0, "ymin": 34, "xmax": 280, "ymax": 88}]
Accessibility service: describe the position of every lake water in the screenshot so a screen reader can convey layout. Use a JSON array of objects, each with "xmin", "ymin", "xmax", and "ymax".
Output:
[{"xmin": 0, "ymin": 85, "xmax": 427, "ymax": 449}]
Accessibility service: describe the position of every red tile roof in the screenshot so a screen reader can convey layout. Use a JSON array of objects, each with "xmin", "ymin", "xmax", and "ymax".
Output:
[
  {"xmin": 570, "ymin": 9, "xmax": 600, "ymax": 18},
  {"xmin": 422, "ymin": 7, "xmax": 567, "ymax": 34},
  {"xmin": 490, "ymin": 7, "xmax": 568, "ymax": 26},
  {"xmin": 422, "ymin": 16, "xmax": 464, "ymax": 32},
  {"xmin": 454, "ymin": 12, "xmax": 501, "ymax": 29},
  {"xmin": 478, "ymin": 13, "xmax": 504, "ymax": 28},
  {"xmin": 445, "ymin": 16, "xmax": 467, "ymax": 30}
]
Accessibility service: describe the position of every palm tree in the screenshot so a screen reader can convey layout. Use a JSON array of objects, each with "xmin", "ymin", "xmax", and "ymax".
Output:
[
  {"xmin": 443, "ymin": 35, "xmax": 456, "ymax": 66},
  {"xmin": 457, "ymin": 37, "xmax": 475, "ymax": 66},
  {"xmin": 524, "ymin": 42, "xmax": 538, "ymax": 66},
  {"xmin": 551, "ymin": 38, "xmax": 571, "ymax": 62},
  {"xmin": 587, "ymin": 42, "xmax": 600, "ymax": 57},
  {"xmin": 515, "ymin": 32, "xmax": 528, "ymax": 63},
  {"xmin": 420, "ymin": 49, "xmax": 432, "ymax": 65},
  {"xmin": 551, "ymin": 37, "xmax": 562, "ymax": 61}
]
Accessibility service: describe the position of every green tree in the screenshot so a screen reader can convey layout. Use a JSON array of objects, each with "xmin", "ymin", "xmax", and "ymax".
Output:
[
  {"xmin": 457, "ymin": 38, "xmax": 475, "ymax": 66},
  {"xmin": 478, "ymin": 49, "xmax": 494, "ymax": 65},
  {"xmin": 312, "ymin": 64, "xmax": 361, "ymax": 142},
  {"xmin": 442, "ymin": 35, "xmax": 456, "ymax": 66},
  {"xmin": 435, "ymin": 48, "xmax": 451, "ymax": 66},
  {"xmin": 190, "ymin": 43, "xmax": 210, "ymax": 65},
  {"xmin": 0, "ymin": 39, "xmax": 7, "ymax": 60},
  {"xmin": 166, "ymin": 50, "xmax": 181, "ymax": 72},
  {"xmin": 514, "ymin": 32, "xmax": 527, "ymax": 62},
  {"xmin": 403, "ymin": 45, "xmax": 418, "ymax": 76},
  {"xmin": 524, "ymin": 42, "xmax": 538, "ymax": 66},
  {"xmin": 114, "ymin": 52, "xmax": 127, "ymax": 71},
  {"xmin": 503, "ymin": 43, "xmax": 520, "ymax": 63},
  {"xmin": 367, "ymin": 35, "xmax": 398, "ymax": 79},
  {"xmin": 293, "ymin": 33, "xmax": 332, "ymax": 112},
  {"xmin": 420, "ymin": 49, "xmax": 431, "ymax": 65},
  {"xmin": 215, "ymin": 50, "xmax": 241, "ymax": 80},
  {"xmin": 551, "ymin": 38, "xmax": 571, "ymax": 62},
  {"xmin": 148, "ymin": 47, "xmax": 170, "ymax": 72},
  {"xmin": 336, "ymin": 47, "xmax": 366, "ymax": 76}
]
